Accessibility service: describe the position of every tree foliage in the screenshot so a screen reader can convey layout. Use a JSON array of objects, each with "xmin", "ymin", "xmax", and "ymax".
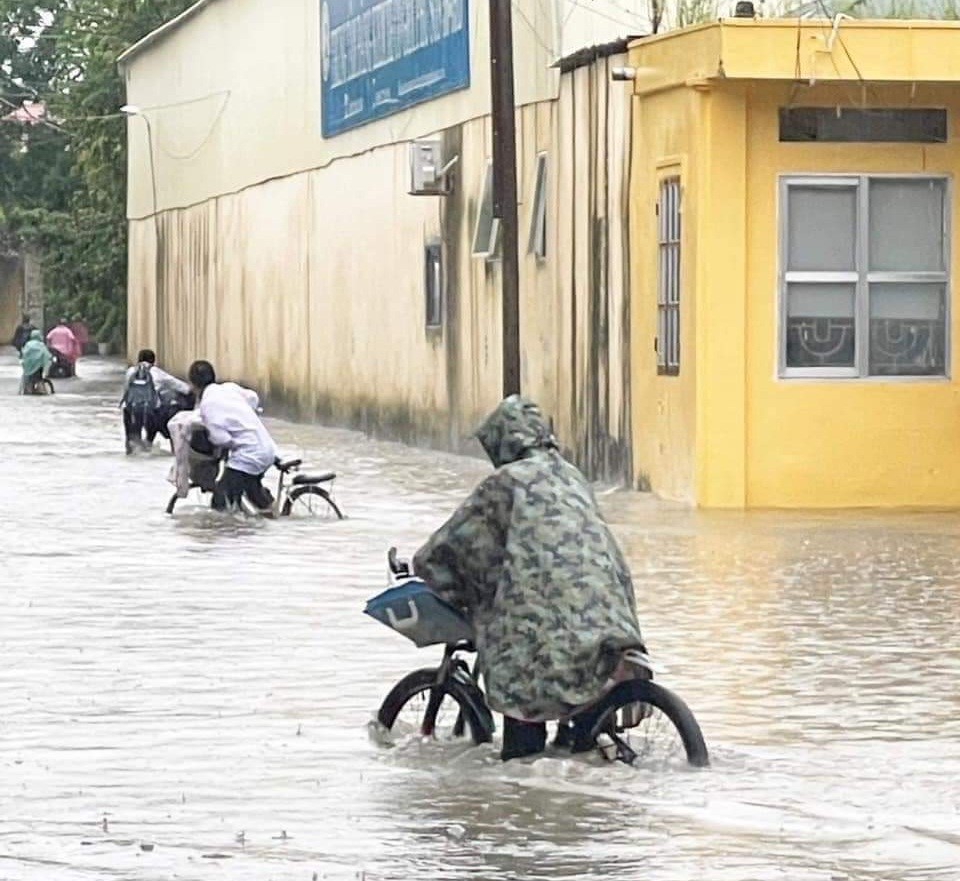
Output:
[{"xmin": 0, "ymin": 0, "xmax": 193, "ymax": 342}]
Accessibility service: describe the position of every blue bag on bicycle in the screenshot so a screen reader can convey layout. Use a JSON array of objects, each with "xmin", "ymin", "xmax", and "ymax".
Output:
[{"xmin": 364, "ymin": 581, "xmax": 473, "ymax": 648}]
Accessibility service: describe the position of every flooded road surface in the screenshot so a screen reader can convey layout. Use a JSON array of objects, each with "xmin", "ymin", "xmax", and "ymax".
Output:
[{"xmin": 1, "ymin": 351, "xmax": 959, "ymax": 881}]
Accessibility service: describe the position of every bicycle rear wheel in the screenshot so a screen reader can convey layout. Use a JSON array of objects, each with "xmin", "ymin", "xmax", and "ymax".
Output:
[
  {"xmin": 378, "ymin": 667, "xmax": 494, "ymax": 745},
  {"xmin": 581, "ymin": 679, "xmax": 709, "ymax": 768},
  {"xmin": 281, "ymin": 485, "xmax": 343, "ymax": 519}
]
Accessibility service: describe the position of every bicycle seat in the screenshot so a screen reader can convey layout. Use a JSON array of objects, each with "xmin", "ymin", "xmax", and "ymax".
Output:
[
  {"xmin": 292, "ymin": 471, "xmax": 336, "ymax": 485},
  {"xmin": 276, "ymin": 458, "xmax": 303, "ymax": 473}
]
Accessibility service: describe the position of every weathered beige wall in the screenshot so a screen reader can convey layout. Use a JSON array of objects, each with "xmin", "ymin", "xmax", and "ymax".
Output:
[
  {"xmin": 124, "ymin": 0, "xmax": 634, "ymax": 480},
  {"xmin": 121, "ymin": 0, "xmax": 562, "ymax": 222},
  {"xmin": 0, "ymin": 255, "xmax": 23, "ymax": 343},
  {"xmin": 131, "ymin": 120, "xmax": 503, "ymax": 447},
  {"xmin": 541, "ymin": 56, "xmax": 633, "ymax": 479}
]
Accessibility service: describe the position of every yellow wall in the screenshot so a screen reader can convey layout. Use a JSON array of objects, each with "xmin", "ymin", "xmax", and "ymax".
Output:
[
  {"xmin": 629, "ymin": 86, "xmax": 699, "ymax": 502},
  {"xmin": 743, "ymin": 82, "xmax": 960, "ymax": 508},
  {"xmin": 629, "ymin": 20, "xmax": 960, "ymax": 508}
]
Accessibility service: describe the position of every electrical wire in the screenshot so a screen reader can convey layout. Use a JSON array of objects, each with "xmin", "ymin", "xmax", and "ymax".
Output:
[
  {"xmin": 156, "ymin": 91, "xmax": 231, "ymax": 161},
  {"xmin": 0, "ymin": 69, "xmax": 41, "ymax": 99},
  {"xmin": 0, "ymin": 94, "xmax": 71, "ymax": 136},
  {"xmin": 563, "ymin": 0, "xmax": 647, "ymax": 32},
  {"xmin": 785, "ymin": 14, "xmax": 803, "ymax": 108},
  {"xmin": 512, "ymin": 3, "xmax": 558, "ymax": 55},
  {"xmin": 514, "ymin": 0, "xmax": 645, "ymax": 61},
  {"xmin": 124, "ymin": 90, "xmax": 232, "ymax": 115},
  {"xmin": 811, "ymin": 0, "xmax": 874, "ymax": 107},
  {"xmin": 590, "ymin": 0, "xmax": 647, "ymax": 27}
]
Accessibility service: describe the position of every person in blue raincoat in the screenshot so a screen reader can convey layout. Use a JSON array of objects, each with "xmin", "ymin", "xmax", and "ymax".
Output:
[{"xmin": 19, "ymin": 329, "xmax": 52, "ymax": 389}]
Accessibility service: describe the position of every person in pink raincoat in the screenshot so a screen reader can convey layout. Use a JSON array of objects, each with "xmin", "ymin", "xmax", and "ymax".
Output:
[{"xmin": 46, "ymin": 318, "xmax": 81, "ymax": 377}]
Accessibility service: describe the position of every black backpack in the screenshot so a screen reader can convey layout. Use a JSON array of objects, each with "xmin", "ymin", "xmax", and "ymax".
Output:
[{"xmin": 124, "ymin": 362, "xmax": 160, "ymax": 412}]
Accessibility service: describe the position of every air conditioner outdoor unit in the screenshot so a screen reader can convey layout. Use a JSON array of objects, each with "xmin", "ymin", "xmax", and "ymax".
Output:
[{"xmin": 409, "ymin": 139, "xmax": 453, "ymax": 196}]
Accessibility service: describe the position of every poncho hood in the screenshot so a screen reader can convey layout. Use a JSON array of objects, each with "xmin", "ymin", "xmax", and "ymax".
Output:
[
  {"xmin": 475, "ymin": 395, "xmax": 557, "ymax": 467},
  {"xmin": 20, "ymin": 332, "xmax": 51, "ymax": 377}
]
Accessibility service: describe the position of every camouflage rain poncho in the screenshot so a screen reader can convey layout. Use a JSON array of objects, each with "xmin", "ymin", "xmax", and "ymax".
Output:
[{"xmin": 413, "ymin": 396, "xmax": 645, "ymax": 722}]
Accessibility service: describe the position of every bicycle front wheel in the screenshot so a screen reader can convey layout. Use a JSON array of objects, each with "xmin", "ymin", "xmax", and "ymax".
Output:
[
  {"xmin": 281, "ymin": 485, "xmax": 343, "ymax": 519},
  {"xmin": 378, "ymin": 668, "xmax": 494, "ymax": 745},
  {"xmin": 585, "ymin": 679, "xmax": 709, "ymax": 768}
]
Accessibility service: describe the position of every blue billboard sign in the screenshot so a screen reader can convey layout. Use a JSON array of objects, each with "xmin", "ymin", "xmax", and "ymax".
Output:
[{"xmin": 320, "ymin": 0, "xmax": 471, "ymax": 138}]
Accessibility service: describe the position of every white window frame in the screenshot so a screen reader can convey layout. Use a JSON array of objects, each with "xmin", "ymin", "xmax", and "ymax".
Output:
[
  {"xmin": 425, "ymin": 241, "xmax": 443, "ymax": 329},
  {"xmin": 528, "ymin": 152, "xmax": 548, "ymax": 259},
  {"xmin": 472, "ymin": 160, "xmax": 501, "ymax": 260},
  {"xmin": 779, "ymin": 173, "xmax": 951, "ymax": 380}
]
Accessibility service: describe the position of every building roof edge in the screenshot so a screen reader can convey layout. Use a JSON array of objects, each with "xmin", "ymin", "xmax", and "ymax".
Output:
[{"xmin": 118, "ymin": 0, "xmax": 219, "ymax": 67}]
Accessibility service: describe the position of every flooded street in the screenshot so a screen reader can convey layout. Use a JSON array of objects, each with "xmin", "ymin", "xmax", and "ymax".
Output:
[{"xmin": 1, "ymin": 351, "xmax": 959, "ymax": 881}]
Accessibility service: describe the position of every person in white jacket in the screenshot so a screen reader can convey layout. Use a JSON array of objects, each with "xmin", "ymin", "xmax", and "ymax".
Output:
[{"xmin": 188, "ymin": 360, "xmax": 278, "ymax": 512}]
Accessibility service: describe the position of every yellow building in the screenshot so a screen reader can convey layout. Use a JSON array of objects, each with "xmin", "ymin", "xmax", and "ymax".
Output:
[{"xmin": 628, "ymin": 19, "xmax": 960, "ymax": 508}]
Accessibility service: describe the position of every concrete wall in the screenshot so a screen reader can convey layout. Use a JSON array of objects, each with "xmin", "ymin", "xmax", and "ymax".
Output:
[
  {"xmin": 124, "ymin": 0, "xmax": 634, "ymax": 481},
  {"xmin": 122, "ymin": 0, "xmax": 567, "ymax": 221},
  {"xmin": 0, "ymin": 254, "xmax": 23, "ymax": 343}
]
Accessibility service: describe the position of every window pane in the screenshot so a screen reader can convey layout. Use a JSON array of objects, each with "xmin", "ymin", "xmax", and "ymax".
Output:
[
  {"xmin": 786, "ymin": 282, "xmax": 856, "ymax": 368},
  {"xmin": 788, "ymin": 186, "xmax": 857, "ymax": 271},
  {"xmin": 869, "ymin": 283, "xmax": 946, "ymax": 376},
  {"xmin": 425, "ymin": 244, "xmax": 443, "ymax": 327},
  {"xmin": 473, "ymin": 163, "xmax": 498, "ymax": 256},
  {"xmin": 528, "ymin": 154, "xmax": 548, "ymax": 258},
  {"xmin": 869, "ymin": 179, "xmax": 945, "ymax": 272}
]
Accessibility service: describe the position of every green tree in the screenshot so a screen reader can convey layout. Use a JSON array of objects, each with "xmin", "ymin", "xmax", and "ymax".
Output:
[{"xmin": 0, "ymin": 0, "xmax": 193, "ymax": 343}]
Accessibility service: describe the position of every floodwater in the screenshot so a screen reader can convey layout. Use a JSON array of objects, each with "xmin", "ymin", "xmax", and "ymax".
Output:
[{"xmin": 1, "ymin": 352, "xmax": 959, "ymax": 881}]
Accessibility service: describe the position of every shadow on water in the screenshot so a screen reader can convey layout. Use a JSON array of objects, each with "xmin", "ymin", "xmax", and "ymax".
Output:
[{"xmin": 1, "ymin": 350, "xmax": 959, "ymax": 880}]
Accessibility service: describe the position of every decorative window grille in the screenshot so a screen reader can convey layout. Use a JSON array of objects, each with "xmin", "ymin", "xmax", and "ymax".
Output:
[{"xmin": 657, "ymin": 176, "xmax": 681, "ymax": 376}]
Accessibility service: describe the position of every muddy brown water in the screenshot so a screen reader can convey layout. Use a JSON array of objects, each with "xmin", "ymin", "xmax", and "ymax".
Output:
[{"xmin": 1, "ymin": 353, "xmax": 958, "ymax": 880}]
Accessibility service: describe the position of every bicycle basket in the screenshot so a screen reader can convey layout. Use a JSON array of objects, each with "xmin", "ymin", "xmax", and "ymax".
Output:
[{"xmin": 364, "ymin": 581, "xmax": 473, "ymax": 648}]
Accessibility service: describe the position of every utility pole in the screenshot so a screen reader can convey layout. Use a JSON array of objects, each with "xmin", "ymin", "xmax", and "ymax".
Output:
[{"xmin": 488, "ymin": 0, "xmax": 521, "ymax": 397}]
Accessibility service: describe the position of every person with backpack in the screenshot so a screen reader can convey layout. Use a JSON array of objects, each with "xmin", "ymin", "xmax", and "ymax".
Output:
[
  {"xmin": 12, "ymin": 314, "xmax": 35, "ymax": 354},
  {"xmin": 121, "ymin": 349, "xmax": 192, "ymax": 454}
]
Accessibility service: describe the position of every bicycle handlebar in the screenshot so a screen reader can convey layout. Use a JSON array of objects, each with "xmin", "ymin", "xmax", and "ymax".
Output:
[{"xmin": 388, "ymin": 546, "xmax": 411, "ymax": 577}]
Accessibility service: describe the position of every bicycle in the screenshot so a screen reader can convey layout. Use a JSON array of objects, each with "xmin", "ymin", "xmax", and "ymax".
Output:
[
  {"xmin": 166, "ymin": 456, "xmax": 344, "ymax": 519},
  {"xmin": 366, "ymin": 549, "xmax": 709, "ymax": 768},
  {"xmin": 20, "ymin": 374, "xmax": 55, "ymax": 396}
]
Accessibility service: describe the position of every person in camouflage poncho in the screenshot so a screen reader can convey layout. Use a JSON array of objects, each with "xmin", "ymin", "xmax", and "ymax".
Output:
[{"xmin": 413, "ymin": 395, "xmax": 645, "ymax": 759}]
